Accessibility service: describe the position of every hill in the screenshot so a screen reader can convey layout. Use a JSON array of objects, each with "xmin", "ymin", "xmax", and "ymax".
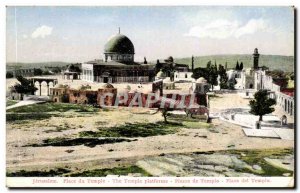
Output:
[
  {"xmin": 6, "ymin": 55, "xmax": 295, "ymax": 72},
  {"xmin": 173, "ymin": 54, "xmax": 294, "ymax": 72},
  {"xmin": 6, "ymin": 62, "xmax": 70, "ymax": 69}
]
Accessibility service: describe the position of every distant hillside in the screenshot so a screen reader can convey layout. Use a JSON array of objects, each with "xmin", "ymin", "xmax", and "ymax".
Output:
[
  {"xmin": 6, "ymin": 54, "xmax": 295, "ymax": 72},
  {"xmin": 6, "ymin": 61, "xmax": 70, "ymax": 69},
  {"xmin": 173, "ymin": 55, "xmax": 294, "ymax": 72}
]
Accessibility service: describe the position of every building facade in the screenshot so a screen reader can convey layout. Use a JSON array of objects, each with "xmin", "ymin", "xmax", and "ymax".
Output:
[
  {"xmin": 82, "ymin": 32, "xmax": 155, "ymax": 83},
  {"xmin": 50, "ymin": 83, "xmax": 117, "ymax": 106},
  {"xmin": 7, "ymin": 67, "xmax": 34, "ymax": 78},
  {"xmin": 228, "ymin": 48, "xmax": 294, "ymax": 116}
]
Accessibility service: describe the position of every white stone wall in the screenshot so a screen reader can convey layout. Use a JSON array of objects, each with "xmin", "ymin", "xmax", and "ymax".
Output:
[
  {"xmin": 276, "ymin": 92, "xmax": 294, "ymax": 116},
  {"xmin": 174, "ymin": 71, "xmax": 194, "ymax": 82},
  {"xmin": 81, "ymin": 63, "xmax": 94, "ymax": 82}
]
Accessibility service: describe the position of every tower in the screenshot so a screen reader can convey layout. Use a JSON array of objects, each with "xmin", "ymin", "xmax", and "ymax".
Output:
[{"xmin": 253, "ymin": 48, "xmax": 260, "ymax": 69}]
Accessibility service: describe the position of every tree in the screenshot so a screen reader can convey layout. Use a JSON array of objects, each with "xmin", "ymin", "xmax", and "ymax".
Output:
[
  {"xmin": 208, "ymin": 64, "xmax": 218, "ymax": 90},
  {"xmin": 86, "ymin": 93, "xmax": 98, "ymax": 106},
  {"xmin": 6, "ymin": 72, "xmax": 13, "ymax": 79},
  {"xmin": 192, "ymin": 61, "xmax": 218, "ymax": 91},
  {"xmin": 261, "ymin": 66, "xmax": 269, "ymax": 71},
  {"xmin": 249, "ymin": 90, "xmax": 276, "ymax": 121},
  {"xmin": 42, "ymin": 70, "xmax": 52, "ymax": 75},
  {"xmin": 13, "ymin": 76, "xmax": 38, "ymax": 100},
  {"xmin": 191, "ymin": 55, "xmax": 194, "ymax": 71},
  {"xmin": 239, "ymin": 62, "xmax": 244, "ymax": 70},
  {"xmin": 68, "ymin": 63, "xmax": 82, "ymax": 73},
  {"xmin": 206, "ymin": 60, "xmax": 211, "ymax": 68},
  {"xmin": 218, "ymin": 64, "xmax": 228, "ymax": 89},
  {"xmin": 34, "ymin": 68, "xmax": 43, "ymax": 76},
  {"xmin": 192, "ymin": 67, "xmax": 208, "ymax": 80},
  {"xmin": 235, "ymin": 61, "xmax": 240, "ymax": 70},
  {"xmin": 161, "ymin": 108, "xmax": 169, "ymax": 123},
  {"xmin": 51, "ymin": 67, "xmax": 62, "ymax": 74},
  {"xmin": 155, "ymin": 60, "xmax": 162, "ymax": 74}
]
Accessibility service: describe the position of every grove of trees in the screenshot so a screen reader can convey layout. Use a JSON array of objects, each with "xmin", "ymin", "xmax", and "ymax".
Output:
[
  {"xmin": 13, "ymin": 76, "xmax": 38, "ymax": 100},
  {"xmin": 192, "ymin": 61, "xmax": 230, "ymax": 90}
]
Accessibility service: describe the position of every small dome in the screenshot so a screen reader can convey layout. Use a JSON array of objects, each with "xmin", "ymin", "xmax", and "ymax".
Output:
[
  {"xmin": 167, "ymin": 56, "xmax": 174, "ymax": 62},
  {"xmin": 104, "ymin": 34, "xmax": 134, "ymax": 54},
  {"xmin": 164, "ymin": 56, "xmax": 174, "ymax": 63},
  {"xmin": 196, "ymin": 77, "xmax": 207, "ymax": 83},
  {"xmin": 102, "ymin": 83, "xmax": 114, "ymax": 89},
  {"xmin": 156, "ymin": 70, "xmax": 165, "ymax": 78}
]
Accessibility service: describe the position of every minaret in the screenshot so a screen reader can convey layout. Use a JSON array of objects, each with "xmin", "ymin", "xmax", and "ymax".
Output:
[
  {"xmin": 191, "ymin": 55, "xmax": 194, "ymax": 71},
  {"xmin": 253, "ymin": 48, "xmax": 260, "ymax": 69}
]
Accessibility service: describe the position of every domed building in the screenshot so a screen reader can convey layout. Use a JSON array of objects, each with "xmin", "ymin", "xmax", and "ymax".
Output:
[
  {"xmin": 82, "ymin": 31, "xmax": 155, "ymax": 83},
  {"xmin": 104, "ymin": 34, "xmax": 135, "ymax": 63}
]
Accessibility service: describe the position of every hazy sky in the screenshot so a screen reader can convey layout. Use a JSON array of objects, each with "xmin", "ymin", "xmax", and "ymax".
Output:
[{"xmin": 6, "ymin": 6, "xmax": 294, "ymax": 63}]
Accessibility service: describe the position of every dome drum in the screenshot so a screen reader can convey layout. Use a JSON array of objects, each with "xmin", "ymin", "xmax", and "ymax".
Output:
[{"xmin": 104, "ymin": 53, "xmax": 134, "ymax": 63}]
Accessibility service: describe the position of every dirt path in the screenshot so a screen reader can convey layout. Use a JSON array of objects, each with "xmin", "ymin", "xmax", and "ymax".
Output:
[{"xmin": 6, "ymin": 100, "xmax": 46, "ymax": 110}]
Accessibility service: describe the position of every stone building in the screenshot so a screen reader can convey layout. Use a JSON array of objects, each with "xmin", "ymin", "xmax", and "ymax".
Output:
[
  {"xmin": 277, "ymin": 89, "xmax": 294, "ymax": 116},
  {"xmin": 227, "ymin": 48, "xmax": 294, "ymax": 116},
  {"xmin": 155, "ymin": 56, "xmax": 190, "ymax": 80},
  {"xmin": 227, "ymin": 48, "xmax": 262, "ymax": 90},
  {"xmin": 174, "ymin": 71, "xmax": 193, "ymax": 82},
  {"xmin": 192, "ymin": 77, "xmax": 210, "ymax": 94},
  {"xmin": 62, "ymin": 64, "xmax": 81, "ymax": 80},
  {"xmin": 7, "ymin": 67, "xmax": 34, "ymax": 78},
  {"xmin": 50, "ymin": 86, "xmax": 70, "ymax": 103},
  {"xmin": 82, "ymin": 32, "xmax": 155, "ymax": 83},
  {"xmin": 50, "ymin": 83, "xmax": 117, "ymax": 106}
]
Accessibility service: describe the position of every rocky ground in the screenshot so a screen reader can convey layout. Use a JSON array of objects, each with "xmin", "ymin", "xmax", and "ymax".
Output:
[{"xmin": 137, "ymin": 150, "xmax": 294, "ymax": 177}]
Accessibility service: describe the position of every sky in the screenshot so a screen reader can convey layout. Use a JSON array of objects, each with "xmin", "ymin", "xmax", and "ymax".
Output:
[{"xmin": 6, "ymin": 6, "xmax": 294, "ymax": 63}]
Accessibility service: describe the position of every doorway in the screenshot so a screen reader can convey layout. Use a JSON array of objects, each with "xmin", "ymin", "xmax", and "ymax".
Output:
[{"xmin": 103, "ymin": 77, "xmax": 108, "ymax": 83}]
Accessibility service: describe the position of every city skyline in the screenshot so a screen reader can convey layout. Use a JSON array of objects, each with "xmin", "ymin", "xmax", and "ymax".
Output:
[{"xmin": 6, "ymin": 6, "xmax": 294, "ymax": 63}]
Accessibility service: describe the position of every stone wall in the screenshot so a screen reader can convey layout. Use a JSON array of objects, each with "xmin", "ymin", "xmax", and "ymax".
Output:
[{"xmin": 50, "ymin": 85, "xmax": 208, "ymax": 114}]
